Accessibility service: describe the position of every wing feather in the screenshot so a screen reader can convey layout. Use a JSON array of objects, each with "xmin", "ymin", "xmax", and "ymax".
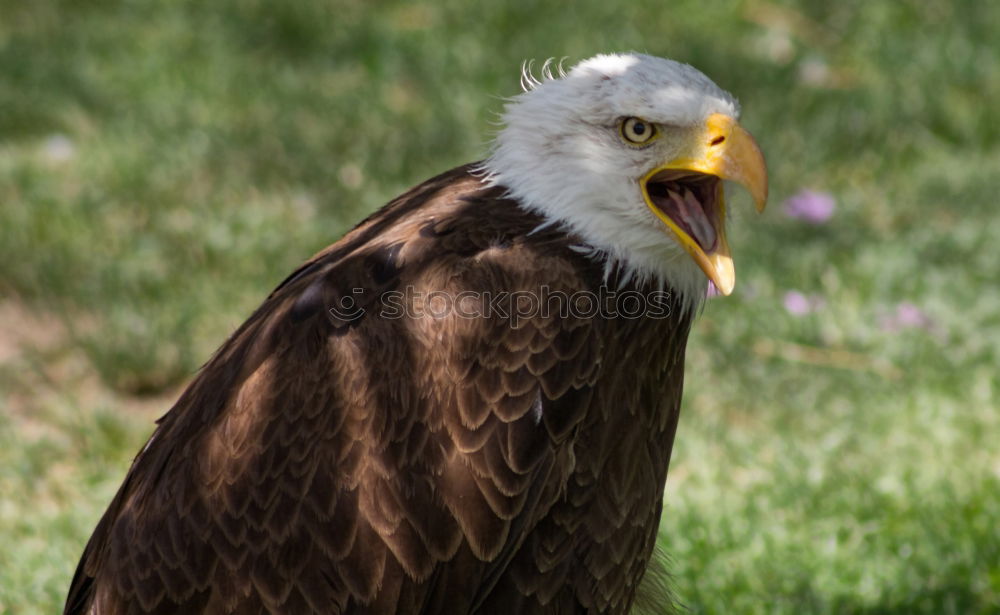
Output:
[{"xmin": 65, "ymin": 165, "xmax": 618, "ymax": 614}]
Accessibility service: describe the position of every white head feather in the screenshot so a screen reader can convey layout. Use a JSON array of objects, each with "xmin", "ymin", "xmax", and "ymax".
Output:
[{"xmin": 482, "ymin": 53, "xmax": 741, "ymax": 312}]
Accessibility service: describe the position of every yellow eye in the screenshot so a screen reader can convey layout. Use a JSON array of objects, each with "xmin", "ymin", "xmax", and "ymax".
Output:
[{"xmin": 621, "ymin": 117, "xmax": 657, "ymax": 144}]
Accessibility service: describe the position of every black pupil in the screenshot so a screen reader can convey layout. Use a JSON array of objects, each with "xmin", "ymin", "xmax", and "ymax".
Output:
[{"xmin": 632, "ymin": 121, "xmax": 646, "ymax": 136}]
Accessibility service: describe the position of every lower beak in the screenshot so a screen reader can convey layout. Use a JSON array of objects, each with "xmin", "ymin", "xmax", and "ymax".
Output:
[{"xmin": 641, "ymin": 113, "xmax": 768, "ymax": 295}]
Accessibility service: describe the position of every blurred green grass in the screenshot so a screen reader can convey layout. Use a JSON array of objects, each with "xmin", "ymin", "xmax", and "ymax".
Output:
[{"xmin": 1, "ymin": 0, "xmax": 998, "ymax": 613}]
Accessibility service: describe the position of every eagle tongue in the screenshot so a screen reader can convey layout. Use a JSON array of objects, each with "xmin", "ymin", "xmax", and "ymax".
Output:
[{"xmin": 668, "ymin": 188, "xmax": 718, "ymax": 253}]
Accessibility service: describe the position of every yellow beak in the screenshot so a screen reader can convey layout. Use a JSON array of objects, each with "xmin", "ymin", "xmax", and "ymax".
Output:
[{"xmin": 641, "ymin": 113, "xmax": 768, "ymax": 295}]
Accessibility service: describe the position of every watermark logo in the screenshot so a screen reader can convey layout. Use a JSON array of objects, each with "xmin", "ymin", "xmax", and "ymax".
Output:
[{"xmin": 329, "ymin": 285, "xmax": 672, "ymax": 326}]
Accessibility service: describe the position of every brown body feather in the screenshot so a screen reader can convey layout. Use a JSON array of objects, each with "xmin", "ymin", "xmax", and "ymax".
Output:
[{"xmin": 65, "ymin": 165, "xmax": 691, "ymax": 614}]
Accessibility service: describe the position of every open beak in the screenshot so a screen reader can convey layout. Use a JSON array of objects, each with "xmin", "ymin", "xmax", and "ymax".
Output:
[{"xmin": 641, "ymin": 113, "xmax": 768, "ymax": 295}]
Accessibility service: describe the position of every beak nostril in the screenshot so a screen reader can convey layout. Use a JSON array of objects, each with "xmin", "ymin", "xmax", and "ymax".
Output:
[{"xmin": 710, "ymin": 136, "xmax": 725, "ymax": 146}]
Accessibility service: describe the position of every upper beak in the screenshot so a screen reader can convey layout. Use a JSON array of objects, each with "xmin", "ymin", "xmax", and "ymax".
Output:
[{"xmin": 641, "ymin": 113, "xmax": 768, "ymax": 295}]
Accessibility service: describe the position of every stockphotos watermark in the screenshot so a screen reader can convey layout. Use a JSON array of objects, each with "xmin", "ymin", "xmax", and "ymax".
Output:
[{"xmin": 328, "ymin": 285, "xmax": 672, "ymax": 326}]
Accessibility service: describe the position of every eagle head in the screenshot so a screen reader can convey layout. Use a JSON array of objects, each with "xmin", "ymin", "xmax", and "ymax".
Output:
[{"xmin": 483, "ymin": 53, "xmax": 768, "ymax": 306}]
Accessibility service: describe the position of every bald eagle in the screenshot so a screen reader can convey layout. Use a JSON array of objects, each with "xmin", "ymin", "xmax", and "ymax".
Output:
[{"xmin": 65, "ymin": 53, "xmax": 767, "ymax": 614}]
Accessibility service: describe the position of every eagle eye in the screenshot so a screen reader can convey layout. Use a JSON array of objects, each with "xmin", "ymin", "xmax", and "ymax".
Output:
[{"xmin": 621, "ymin": 117, "xmax": 657, "ymax": 145}]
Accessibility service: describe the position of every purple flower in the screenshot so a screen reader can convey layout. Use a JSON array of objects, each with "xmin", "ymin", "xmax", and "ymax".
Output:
[
  {"xmin": 783, "ymin": 290, "xmax": 812, "ymax": 316},
  {"xmin": 783, "ymin": 190, "xmax": 836, "ymax": 224},
  {"xmin": 783, "ymin": 290, "xmax": 825, "ymax": 316},
  {"xmin": 881, "ymin": 302, "xmax": 935, "ymax": 332},
  {"xmin": 895, "ymin": 302, "xmax": 932, "ymax": 328}
]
